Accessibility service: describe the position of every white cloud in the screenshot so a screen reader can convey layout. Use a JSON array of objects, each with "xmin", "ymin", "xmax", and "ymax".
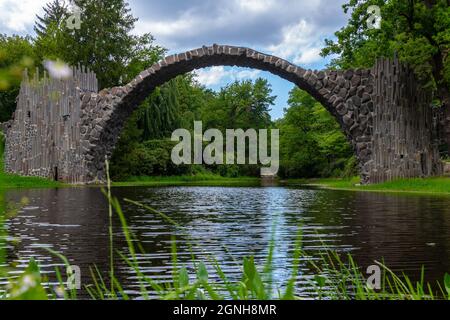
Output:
[
  {"xmin": 131, "ymin": 0, "xmax": 346, "ymax": 62},
  {"xmin": 129, "ymin": 0, "xmax": 348, "ymax": 68},
  {"xmin": 267, "ymin": 19, "xmax": 324, "ymax": 66},
  {"xmin": 235, "ymin": 69, "xmax": 261, "ymax": 80},
  {"xmin": 195, "ymin": 66, "xmax": 261, "ymax": 86},
  {"xmin": 0, "ymin": 0, "xmax": 47, "ymax": 33},
  {"xmin": 268, "ymin": 20, "xmax": 314, "ymax": 57},
  {"xmin": 195, "ymin": 66, "xmax": 228, "ymax": 86},
  {"xmin": 236, "ymin": 0, "xmax": 276, "ymax": 14},
  {"xmin": 135, "ymin": 15, "xmax": 198, "ymax": 40},
  {"xmin": 294, "ymin": 47, "xmax": 323, "ymax": 64}
]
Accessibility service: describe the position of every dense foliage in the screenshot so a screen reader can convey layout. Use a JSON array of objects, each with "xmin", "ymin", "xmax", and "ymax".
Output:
[
  {"xmin": 110, "ymin": 77, "xmax": 282, "ymax": 179},
  {"xmin": 322, "ymin": 0, "xmax": 450, "ymax": 150},
  {"xmin": 322, "ymin": 0, "xmax": 449, "ymax": 93},
  {"xmin": 34, "ymin": 0, "xmax": 166, "ymax": 88},
  {"xmin": 110, "ymin": 75, "xmax": 355, "ymax": 180},
  {"xmin": 0, "ymin": 35, "xmax": 35, "ymax": 122},
  {"xmin": 276, "ymin": 89, "xmax": 355, "ymax": 178}
]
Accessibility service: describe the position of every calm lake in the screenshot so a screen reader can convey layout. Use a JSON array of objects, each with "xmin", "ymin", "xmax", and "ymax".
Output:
[{"xmin": 2, "ymin": 184, "xmax": 450, "ymax": 298}]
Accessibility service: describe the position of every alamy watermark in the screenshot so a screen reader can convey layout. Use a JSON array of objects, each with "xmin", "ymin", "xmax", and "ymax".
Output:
[
  {"xmin": 366, "ymin": 264, "xmax": 381, "ymax": 290},
  {"xmin": 367, "ymin": 5, "xmax": 382, "ymax": 30},
  {"xmin": 66, "ymin": 4, "xmax": 82, "ymax": 30},
  {"xmin": 66, "ymin": 265, "xmax": 81, "ymax": 290},
  {"xmin": 171, "ymin": 121, "xmax": 279, "ymax": 176}
]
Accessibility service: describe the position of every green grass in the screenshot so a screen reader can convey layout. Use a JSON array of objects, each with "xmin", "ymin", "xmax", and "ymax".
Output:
[
  {"xmin": 112, "ymin": 174, "xmax": 261, "ymax": 187},
  {"xmin": 0, "ymin": 171, "xmax": 61, "ymax": 189},
  {"xmin": 284, "ymin": 176, "xmax": 450, "ymax": 195}
]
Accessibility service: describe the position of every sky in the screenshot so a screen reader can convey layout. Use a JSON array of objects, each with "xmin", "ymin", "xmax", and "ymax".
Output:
[{"xmin": 0, "ymin": 0, "xmax": 350, "ymax": 119}]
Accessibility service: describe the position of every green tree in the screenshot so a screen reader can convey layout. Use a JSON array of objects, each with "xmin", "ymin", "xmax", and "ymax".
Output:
[
  {"xmin": 139, "ymin": 80, "xmax": 180, "ymax": 140},
  {"xmin": 277, "ymin": 89, "xmax": 322, "ymax": 178},
  {"xmin": 276, "ymin": 88, "xmax": 353, "ymax": 178},
  {"xmin": 111, "ymin": 76, "xmax": 276, "ymax": 179},
  {"xmin": 202, "ymin": 78, "xmax": 275, "ymax": 130},
  {"xmin": 177, "ymin": 74, "xmax": 215, "ymax": 130},
  {"xmin": 0, "ymin": 35, "xmax": 35, "ymax": 122},
  {"xmin": 321, "ymin": 0, "xmax": 450, "ymax": 148},
  {"xmin": 34, "ymin": 0, "xmax": 165, "ymax": 88},
  {"xmin": 34, "ymin": 0, "xmax": 69, "ymax": 37},
  {"xmin": 310, "ymin": 101, "xmax": 355, "ymax": 176},
  {"xmin": 110, "ymin": 75, "xmax": 213, "ymax": 179}
]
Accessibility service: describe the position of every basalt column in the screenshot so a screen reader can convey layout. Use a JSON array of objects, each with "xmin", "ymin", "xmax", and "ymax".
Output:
[{"xmin": 366, "ymin": 58, "xmax": 443, "ymax": 183}]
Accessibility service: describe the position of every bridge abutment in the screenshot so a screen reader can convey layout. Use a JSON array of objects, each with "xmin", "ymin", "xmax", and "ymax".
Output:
[{"xmin": 366, "ymin": 57, "xmax": 443, "ymax": 183}]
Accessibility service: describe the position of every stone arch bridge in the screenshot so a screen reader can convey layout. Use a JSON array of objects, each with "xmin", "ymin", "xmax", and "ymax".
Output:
[{"xmin": 3, "ymin": 45, "xmax": 443, "ymax": 184}]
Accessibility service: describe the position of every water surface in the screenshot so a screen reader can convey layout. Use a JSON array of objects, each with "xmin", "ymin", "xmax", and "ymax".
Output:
[{"xmin": 2, "ymin": 185, "xmax": 450, "ymax": 298}]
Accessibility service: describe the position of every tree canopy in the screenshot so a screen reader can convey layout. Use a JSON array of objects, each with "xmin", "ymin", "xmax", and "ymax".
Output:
[
  {"xmin": 276, "ymin": 88, "xmax": 354, "ymax": 178},
  {"xmin": 322, "ymin": 0, "xmax": 449, "ymax": 110},
  {"xmin": 34, "ymin": 0, "xmax": 165, "ymax": 88},
  {"xmin": 0, "ymin": 35, "xmax": 35, "ymax": 122}
]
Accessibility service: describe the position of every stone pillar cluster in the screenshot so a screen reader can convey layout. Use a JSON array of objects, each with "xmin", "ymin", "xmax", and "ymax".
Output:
[
  {"xmin": 4, "ymin": 67, "xmax": 97, "ymax": 183},
  {"xmin": 367, "ymin": 58, "xmax": 443, "ymax": 183}
]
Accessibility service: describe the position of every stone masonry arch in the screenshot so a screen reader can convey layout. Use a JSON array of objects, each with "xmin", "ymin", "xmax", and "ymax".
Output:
[
  {"xmin": 4, "ymin": 45, "xmax": 442, "ymax": 184},
  {"xmin": 80, "ymin": 44, "xmax": 376, "ymax": 182}
]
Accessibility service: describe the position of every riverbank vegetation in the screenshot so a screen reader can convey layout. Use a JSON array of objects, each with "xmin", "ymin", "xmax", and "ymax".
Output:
[
  {"xmin": 109, "ymin": 78, "xmax": 356, "ymax": 180},
  {"xmin": 0, "ymin": 172, "xmax": 60, "ymax": 189},
  {"xmin": 0, "ymin": 0, "xmax": 450, "ymax": 303},
  {"xmin": 287, "ymin": 176, "xmax": 450, "ymax": 195},
  {"xmin": 112, "ymin": 174, "xmax": 261, "ymax": 187}
]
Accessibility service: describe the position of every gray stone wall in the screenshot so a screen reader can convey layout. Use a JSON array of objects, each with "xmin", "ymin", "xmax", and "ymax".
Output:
[
  {"xmin": 366, "ymin": 57, "xmax": 443, "ymax": 183},
  {"xmin": 4, "ymin": 67, "xmax": 97, "ymax": 183},
  {"xmin": 0, "ymin": 120, "xmax": 13, "ymax": 134}
]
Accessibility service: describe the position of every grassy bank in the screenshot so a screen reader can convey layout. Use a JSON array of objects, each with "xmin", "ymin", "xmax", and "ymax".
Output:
[
  {"xmin": 285, "ymin": 176, "xmax": 450, "ymax": 195},
  {"xmin": 112, "ymin": 174, "xmax": 261, "ymax": 187},
  {"xmin": 0, "ymin": 135, "xmax": 60, "ymax": 189},
  {"xmin": 0, "ymin": 171, "xmax": 61, "ymax": 189}
]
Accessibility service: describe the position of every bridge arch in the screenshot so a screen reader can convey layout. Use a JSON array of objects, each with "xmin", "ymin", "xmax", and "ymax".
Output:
[{"xmin": 80, "ymin": 44, "xmax": 375, "ymax": 182}]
